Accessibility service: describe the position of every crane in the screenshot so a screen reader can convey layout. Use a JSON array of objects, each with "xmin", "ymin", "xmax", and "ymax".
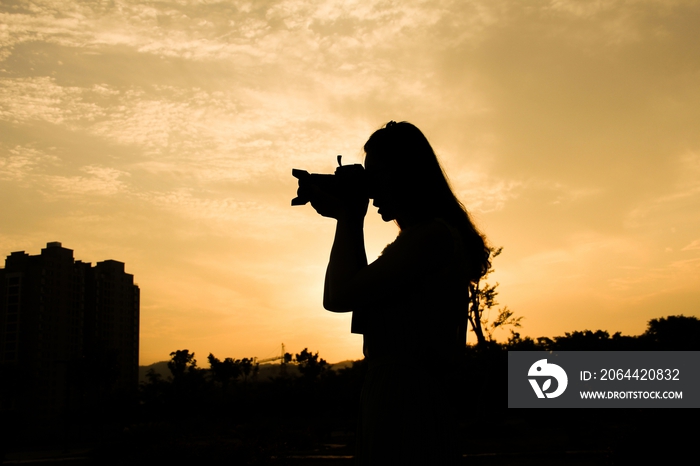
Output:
[{"xmin": 255, "ymin": 343, "xmax": 287, "ymax": 364}]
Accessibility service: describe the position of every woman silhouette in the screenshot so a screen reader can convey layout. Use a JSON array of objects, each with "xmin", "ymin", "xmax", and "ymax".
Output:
[{"xmin": 302, "ymin": 121, "xmax": 490, "ymax": 465}]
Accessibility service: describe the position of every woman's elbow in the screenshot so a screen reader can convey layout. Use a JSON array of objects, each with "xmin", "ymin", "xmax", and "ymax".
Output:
[{"xmin": 323, "ymin": 293, "xmax": 353, "ymax": 312}]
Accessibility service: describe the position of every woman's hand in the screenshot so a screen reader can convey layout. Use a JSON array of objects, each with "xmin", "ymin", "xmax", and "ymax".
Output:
[{"xmin": 297, "ymin": 181, "xmax": 369, "ymax": 220}]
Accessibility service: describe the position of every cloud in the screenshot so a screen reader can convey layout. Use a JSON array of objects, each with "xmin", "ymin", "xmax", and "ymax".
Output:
[
  {"xmin": 625, "ymin": 152, "xmax": 700, "ymax": 228},
  {"xmin": 0, "ymin": 141, "xmax": 129, "ymax": 196},
  {"xmin": 0, "ymin": 2, "xmax": 94, "ymax": 59},
  {"xmin": 141, "ymin": 188, "xmax": 264, "ymax": 223},
  {"xmin": 453, "ymin": 169, "xmax": 522, "ymax": 213},
  {"xmin": 0, "ymin": 77, "xmax": 340, "ymax": 182},
  {"xmin": 44, "ymin": 165, "xmax": 131, "ymax": 196},
  {"xmin": 539, "ymin": 181, "xmax": 603, "ymax": 206},
  {"xmin": 682, "ymin": 239, "xmax": 700, "ymax": 251},
  {"xmin": 0, "ymin": 77, "xmax": 104, "ymax": 124},
  {"xmin": 0, "ymin": 144, "xmax": 60, "ymax": 181}
]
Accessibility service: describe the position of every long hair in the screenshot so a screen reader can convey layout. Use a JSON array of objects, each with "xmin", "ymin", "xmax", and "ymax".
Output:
[{"xmin": 364, "ymin": 121, "xmax": 490, "ymax": 282}]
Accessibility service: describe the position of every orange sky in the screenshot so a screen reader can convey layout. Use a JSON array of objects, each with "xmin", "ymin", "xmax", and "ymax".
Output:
[{"xmin": 2, "ymin": 0, "xmax": 699, "ymax": 365}]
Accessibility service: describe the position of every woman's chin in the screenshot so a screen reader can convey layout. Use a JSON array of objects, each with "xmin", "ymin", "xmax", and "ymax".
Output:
[{"xmin": 378, "ymin": 210, "xmax": 395, "ymax": 222}]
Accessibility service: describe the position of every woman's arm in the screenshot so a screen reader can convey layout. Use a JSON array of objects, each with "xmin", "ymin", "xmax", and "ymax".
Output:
[
  {"xmin": 324, "ymin": 215, "xmax": 368, "ymax": 312},
  {"xmin": 301, "ymin": 181, "xmax": 454, "ymax": 312},
  {"xmin": 324, "ymin": 218, "xmax": 454, "ymax": 312},
  {"xmin": 301, "ymin": 182, "xmax": 370, "ymax": 312}
]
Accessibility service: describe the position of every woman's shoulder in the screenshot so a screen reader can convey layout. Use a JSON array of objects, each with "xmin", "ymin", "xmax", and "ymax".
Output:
[
  {"xmin": 382, "ymin": 218, "xmax": 458, "ymax": 259},
  {"xmin": 409, "ymin": 218, "xmax": 459, "ymax": 246}
]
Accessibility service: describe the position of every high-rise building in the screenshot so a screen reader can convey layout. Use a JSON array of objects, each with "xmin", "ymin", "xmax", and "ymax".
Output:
[{"xmin": 0, "ymin": 242, "xmax": 139, "ymax": 417}]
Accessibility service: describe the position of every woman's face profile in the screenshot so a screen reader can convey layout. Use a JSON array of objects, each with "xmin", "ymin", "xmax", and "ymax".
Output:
[{"xmin": 364, "ymin": 151, "xmax": 402, "ymax": 223}]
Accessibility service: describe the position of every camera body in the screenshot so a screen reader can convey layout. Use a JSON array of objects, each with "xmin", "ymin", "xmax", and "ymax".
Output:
[{"xmin": 291, "ymin": 156, "xmax": 367, "ymax": 206}]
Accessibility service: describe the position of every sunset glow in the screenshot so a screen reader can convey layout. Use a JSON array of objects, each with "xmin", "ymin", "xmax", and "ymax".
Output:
[{"xmin": 2, "ymin": 0, "xmax": 699, "ymax": 365}]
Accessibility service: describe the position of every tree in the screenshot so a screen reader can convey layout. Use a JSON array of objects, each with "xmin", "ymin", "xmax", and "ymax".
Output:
[
  {"xmin": 239, "ymin": 357, "xmax": 258, "ymax": 385},
  {"xmin": 280, "ymin": 352, "xmax": 293, "ymax": 376},
  {"xmin": 505, "ymin": 331, "xmax": 538, "ymax": 350},
  {"xmin": 294, "ymin": 348, "xmax": 328, "ymax": 380},
  {"xmin": 145, "ymin": 367, "xmax": 163, "ymax": 384},
  {"xmin": 467, "ymin": 247, "xmax": 522, "ymax": 347},
  {"xmin": 167, "ymin": 349, "xmax": 205, "ymax": 400},
  {"xmin": 208, "ymin": 353, "xmax": 241, "ymax": 393},
  {"xmin": 140, "ymin": 368, "xmax": 170, "ymax": 405},
  {"xmin": 168, "ymin": 349, "xmax": 198, "ymax": 380},
  {"xmin": 548, "ymin": 330, "xmax": 612, "ymax": 351},
  {"xmin": 642, "ymin": 315, "xmax": 700, "ymax": 350}
]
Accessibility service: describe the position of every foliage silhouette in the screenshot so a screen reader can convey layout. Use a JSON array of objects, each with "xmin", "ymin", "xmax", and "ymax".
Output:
[
  {"xmin": 467, "ymin": 247, "xmax": 522, "ymax": 346},
  {"xmin": 127, "ymin": 316, "xmax": 700, "ymax": 464},
  {"xmin": 139, "ymin": 315, "xmax": 700, "ymax": 421},
  {"xmin": 168, "ymin": 349, "xmax": 197, "ymax": 380},
  {"xmin": 4, "ymin": 297, "xmax": 697, "ymax": 466},
  {"xmin": 294, "ymin": 348, "xmax": 329, "ymax": 381},
  {"xmin": 207, "ymin": 353, "xmax": 241, "ymax": 395},
  {"xmin": 641, "ymin": 315, "xmax": 700, "ymax": 350}
]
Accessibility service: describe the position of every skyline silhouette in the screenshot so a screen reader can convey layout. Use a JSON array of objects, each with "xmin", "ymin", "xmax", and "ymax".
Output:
[
  {"xmin": 2, "ymin": 0, "xmax": 699, "ymax": 368},
  {"xmin": 0, "ymin": 241, "xmax": 139, "ymax": 417},
  {"xmin": 5, "ymin": 312, "xmax": 695, "ymax": 463}
]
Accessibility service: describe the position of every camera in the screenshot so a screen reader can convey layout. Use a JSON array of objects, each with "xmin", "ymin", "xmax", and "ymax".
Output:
[{"xmin": 291, "ymin": 155, "xmax": 367, "ymax": 206}]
